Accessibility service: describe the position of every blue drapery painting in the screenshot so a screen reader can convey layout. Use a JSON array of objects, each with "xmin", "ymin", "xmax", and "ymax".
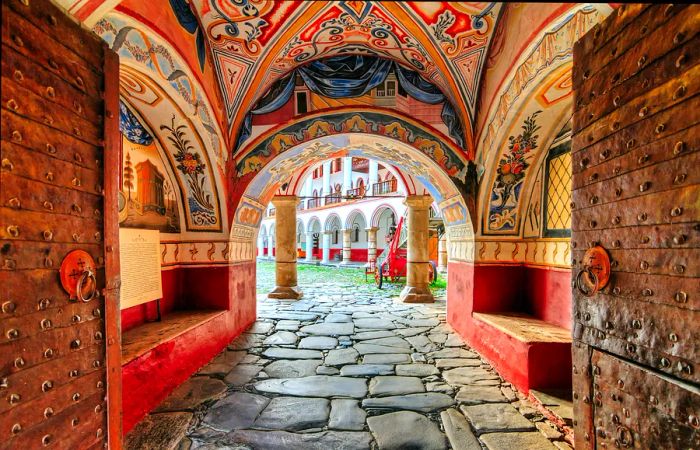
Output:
[
  {"xmin": 236, "ymin": 55, "xmax": 465, "ymax": 150},
  {"xmin": 170, "ymin": 0, "xmax": 207, "ymax": 71},
  {"xmin": 119, "ymin": 101, "xmax": 153, "ymax": 145}
]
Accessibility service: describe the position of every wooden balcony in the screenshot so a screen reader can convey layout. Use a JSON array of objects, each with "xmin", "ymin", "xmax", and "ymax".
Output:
[
  {"xmin": 325, "ymin": 194, "xmax": 342, "ymax": 206},
  {"xmin": 346, "ymin": 186, "xmax": 366, "ymax": 198},
  {"xmin": 307, "ymin": 198, "xmax": 322, "ymax": 209},
  {"xmin": 372, "ymin": 179, "xmax": 397, "ymax": 195}
]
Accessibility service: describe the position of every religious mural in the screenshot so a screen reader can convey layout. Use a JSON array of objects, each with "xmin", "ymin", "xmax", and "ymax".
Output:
[
  {"xmin": 119, "ymin": 104, "xmax": 181, "ymax": 233},
  {"xmin": 120, "ymin": 69, "xmax": 223, "ymax": 232},
  {"xmin": 237, "ymin": 110, "xmax": 468, "ymax": 183}
]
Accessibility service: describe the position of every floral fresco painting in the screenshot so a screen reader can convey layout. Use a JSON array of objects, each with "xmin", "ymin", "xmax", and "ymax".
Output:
[{"xmin": 488, "ymin": 111, "xmax": 541, "ymax": 232}]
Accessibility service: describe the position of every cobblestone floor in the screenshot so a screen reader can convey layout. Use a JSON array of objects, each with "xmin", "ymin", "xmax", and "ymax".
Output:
[{"xmin": 126, "ymin": 262, "xmax": 572, "ymax": 450}]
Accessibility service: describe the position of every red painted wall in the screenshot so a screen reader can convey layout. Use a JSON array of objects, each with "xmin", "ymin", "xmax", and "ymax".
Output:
[
  {"xmin": 524, "ymin": 266, "xmax": 572, "ymax": 330},
  {"xmin": 349, "ymin": 248, "xmax": 368, "ymax": 262},
  {"xmin": 121, "ymin": 268, "xmax": 183, "ymax": 332},
  {"xmin": 121, "ymin": 262, "xmax": 257, "ymax": 434},
  {"xmin": 447, "ymin": 261, "xmax": 572, "ymax": 393}
]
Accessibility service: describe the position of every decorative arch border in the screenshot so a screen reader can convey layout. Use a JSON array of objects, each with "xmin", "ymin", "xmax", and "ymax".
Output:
[{"xmin": 235, "ymin": 108, "xmax": 471, "ymax": 179}]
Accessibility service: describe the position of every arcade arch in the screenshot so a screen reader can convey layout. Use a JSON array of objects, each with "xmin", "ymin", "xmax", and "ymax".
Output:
[{"xmin": 231, "ymin": 111, "xmax": 475, "ymax": 303}]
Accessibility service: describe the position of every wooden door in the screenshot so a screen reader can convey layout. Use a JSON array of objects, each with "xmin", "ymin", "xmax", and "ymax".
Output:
[
  {"xmin": 571, "ymin": 4, "xmax": 699, "ymax": 448},
  {"xmin": 1, "ymin": 0, "xmax": 122, "ymax": 448}
]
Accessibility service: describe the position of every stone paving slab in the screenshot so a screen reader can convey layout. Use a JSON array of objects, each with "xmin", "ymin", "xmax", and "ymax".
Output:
[
  {"xmin": 154, "ymin": 377, "xmax": 226, "ymax": 412},
  {"xmin": 262, "ymin": 347, "xmax": 324, "ymax": 359},
  {"xmin": 300, "ymin": 322, "xmax": 354, "ymax": 335},
  {"xmin": 326, "ymin": 348, "xmax": 359, "ymax": 366},
  {"xmin": 441, "ymin": 408, "xmax": 482, "ymax": 450},
  {"xmin": 443, "ymin": 367, "xmax": 501, "ymax": 385},
  {"xmin": 299, "ymin": 336, "xmax": 338, "ymax": 349},
  {"xmin": 352, "ymin": 330, "xmax": 396, "ymax": 340},
  {"xmin": 223, "ymin": 364, "xmax": 263, "ymax": 386},
  {"xmin": 263, "ymin": 330, "xmax": 299, "ymax": 345},
  {"xmin": 479, "ymin": 431, "xmax": 558, "ymax": 450},
  {"xmin": 228, "ymin": 333, "xmax": 263, "ymax": 350},
  {"xmin": 361, "ymin": 336, "xmax": 411, "ymax": 348},
  {"xmin": 354, "ymin": 343, "xmax": 412, "ymax": 354},
  {"xmin": 275, "ymin": 319, "xmax": 301, "ymax": 330},
  {"xmin": 362, "ymin": 353, "xmax": 412, "ymax": 364},
  {"xmin": 369, "ymin": 376, "xmax": 425, "ymax": 396},
  {"xmin": 363, "ymin": 392, "xmax": 455, "ymax": 412},
  {"xmin": 253, "ymin": 396, "xmax": 330, "ymax": 431},
  {"xmin": 353, "ymin": 318, "xmax": 397, "ymax": 329},
  {"xmin": 341, "ymin": 364, "xmax": 395, "ymax": 376},
  {"xmin": 198, "ymin": 350, "xmax": 246, "ymax": 375},
  {"xmin": 395, "ymin": 363, "xmax": 440, "ymax": 377},
  {"xmin": 460, "ymin": 403, "xmax": 536, "ymax": 434},
  {"xmin": 254, "ymin": 375, "xmax": 368, "ymax": 398},
  {"xmin": 203, "ymin": 392, "xmax": 270, "ymax": 432},
  {"xmin": 329, "ymin": 399, "xmax": 367, "ymax": 431},
  {"xmin": 248, "ymin": 321, "xmax": 274, "ymax": 334},
  {"xmin": 395, "ymin": 327, "xmax": 431, "ymax": 337},
  {"xmin": 435, "ymin": 358, "xmax": 482, "ymax": 369},
  {"xmin": 368, "ymin": 411, "xmax": 447, "ymax": 450},
  {"xmin": 456, "ymin": 385, "xmax": 508, "ymax": 405},
  {"xmin": 263, "ymin": 359, "xmax": 322, "ymax": 378},
  {"xmin": 224, "ymin": 430, "xmax": 372, "ymax": 450}
]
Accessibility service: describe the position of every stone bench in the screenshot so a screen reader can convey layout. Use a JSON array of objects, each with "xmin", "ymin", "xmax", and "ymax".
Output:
[{"xmin": 472, "ymin": 312, "xmax": 572, "ymax": 393}]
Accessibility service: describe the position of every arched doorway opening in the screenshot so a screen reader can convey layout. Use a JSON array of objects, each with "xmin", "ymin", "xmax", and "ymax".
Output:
[{"xmin": 230, "ymin": 109, "xmax": 476, "ymax": 307}]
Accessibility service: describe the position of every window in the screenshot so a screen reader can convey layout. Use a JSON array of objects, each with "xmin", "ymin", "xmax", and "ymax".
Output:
[
  {"xmin": 333, "ymin": 229, "xmax": 339, "ymax": 245},
  {"xmin": 376, "ymin": 80, "xmax": 396, "ymax": 97},
  {"xmin": 352, "ymin": 225, "xmax": 360, "ymax": 243},
  {"xmin": 331, "ymin": 158, "xmax": 342, "ymax": 173},
  {"xmin": 386, "ymin": 81, "xmax": 395, "ymax": 96},
  {"xmin": 543, "ymin": 141, "xmax": 572, "ymax": 237},
  {"xmin": 296, "ymin": 91, "xmax": 308, "ymax": 114},
  {"xmin": 313, "ymin": 165, "xmax": 323, "ymax": 179}
]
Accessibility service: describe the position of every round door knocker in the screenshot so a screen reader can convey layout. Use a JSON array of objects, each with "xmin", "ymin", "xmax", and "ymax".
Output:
[
  {"xmin": 60, "ymin": 250, "xmax": 98, "ymax": 302},
  {"xmin": 576, "ymin": 246, "xmax": 611, "ymax": 297}
]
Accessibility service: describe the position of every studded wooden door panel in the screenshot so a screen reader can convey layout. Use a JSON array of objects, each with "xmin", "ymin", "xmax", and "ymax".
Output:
[
  {"xmin": 571, "ymin": 3, "xmax": 699, "ymax": 449},
  {"xmin": 0, "ymin": 0, "xmax": 121, "ymax": 448}
]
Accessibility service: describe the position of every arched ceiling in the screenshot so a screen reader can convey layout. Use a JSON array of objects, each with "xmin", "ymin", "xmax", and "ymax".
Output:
[
  {"xmin": 56, "ymin": 0, "xmax": 503, "ymax": 155},
  {"xmin": 53, "ymin": 1, "xmax": 617, "ymax": 239}
]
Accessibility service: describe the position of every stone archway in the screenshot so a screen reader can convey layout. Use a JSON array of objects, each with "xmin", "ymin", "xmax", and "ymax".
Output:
[{"xmin": 229, "ymin": 124, "xmax": 475, "ymax": 307}]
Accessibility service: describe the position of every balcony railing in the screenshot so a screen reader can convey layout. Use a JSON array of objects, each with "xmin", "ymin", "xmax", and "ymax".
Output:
[
  {"xmin": 372, "ymin": 179, "xmax": 397, "ymax": 195},
  {"xmin": 325, "ymin": 194, "xmax": 342, "ymax": 206},
  {"xmin": 346, "ymin": 186, "xmax": 366, "ymax": 198},
  {"xmin": 307, "ymin": 198, "xmax": 322, "ymax": 209}
]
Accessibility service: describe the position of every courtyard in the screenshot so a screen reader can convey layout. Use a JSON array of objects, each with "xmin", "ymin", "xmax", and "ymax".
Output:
[{"xmin": 125, "ymin": 263, "xmax": 572, "ymax": 450}]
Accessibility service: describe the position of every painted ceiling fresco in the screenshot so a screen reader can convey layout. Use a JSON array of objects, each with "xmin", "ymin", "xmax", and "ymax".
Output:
[
  {"xmin": 53, "ymin": 1, "xmax": 616, "ymax": 240},
  {"xmin": 193, "ymin": 1, "xmax": 502, "ymax": 151}
]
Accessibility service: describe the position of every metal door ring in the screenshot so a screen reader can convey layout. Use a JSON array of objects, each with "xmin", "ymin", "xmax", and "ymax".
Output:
[{"xmin": 76, "ymin": 270, "xmax": 97, "ymax": 302}]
